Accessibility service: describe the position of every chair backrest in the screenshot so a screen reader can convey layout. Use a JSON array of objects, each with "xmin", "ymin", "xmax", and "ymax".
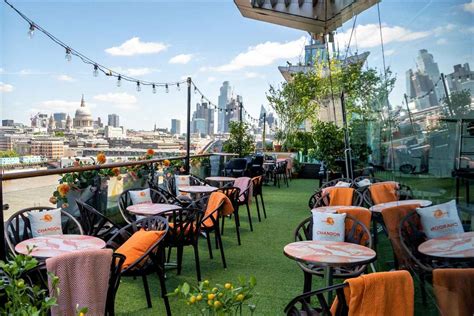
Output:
[
  {"xmin": 321, "ymin": 178, "xmax": 354, "ymax": 189},
  {"xmin": 251, "ymin": 176, "xmax": 263, "ymax": 196},
  {"xmin": 117, "ymin": 188, "xmax": 168, "ymax": 224},
  {"xmin": 147, "ymin": 181, "xmax": 183, "ymax": 205},
  {"xmin": 294, "ymin": 214, "xmax": 371, "ymax": 248},
  {"xmin": 399, "ymin": 211, "xmax": 432, "ymax": 272},
  {"xmin": 217, "ymin": 186, "xmax": 241, "ymax": 211},
  {"xmin": 314, "ymin": 189, "xmax": 363, "ymax": 208},
  {"xmin": 285, "ymin": 283, "xmax": 348, "ymax": 316},
  {"xmin": 363, "ymin": 182, "xmax": 414, "ymax": 207},
  {"xmin": 160, "ymin": 208, "xmax": 204, "ymax": 245},
  {"xmin": 106, "ymin": 216, "xmax": 168, "ymax": 272},
  {"xmin": 232, "ymin": 158, "xmax": 248, "ymax": 170},
  {"xmin": 76, "ymin": 200, "xmax": 120, "ymax": 240},
  {"xmin": 5, "ymin": 206, "xmax": 84, "ymax": 253},
  {"xmin": 252, "ymin": 155, "xmax": 264, "ymax": 166}
]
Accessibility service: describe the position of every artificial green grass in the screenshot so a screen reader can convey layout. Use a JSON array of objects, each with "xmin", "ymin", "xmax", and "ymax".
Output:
[{"xmin": 115, "ymin": 179, "xmax": 440, "ymax": 315}]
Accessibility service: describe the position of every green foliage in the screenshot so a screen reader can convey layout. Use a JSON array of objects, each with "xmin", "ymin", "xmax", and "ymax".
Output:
[
  {"xmin": 169, "ymin": 276, "xmax": 257, "ymax": 316},
  {"xmin": 311, "ymin": 121, "xmax": 345, "ymax": 171},
  {"xmin": 0, "ymin": 150, "xmax": 19, "ymax": 158},
  {"xmin": 222, "ymin": 121, "xmax": 255, "ymax": 157},
  {"xmin": 286, "ymin": 131, "xmax": 316, "ymax": 155},
  {"xmin": 0, "ymin": 253, "xmax": 59, "ymax": 315},
  {"xmin": 349, "ymin": 119, "xmax": 373, "ymax": 168},
  {"xmin": 442, "ymin": 89, "xmax": 473, "ymax": 118},
  {"xmin": 54, "ymin": 131, "xmax": 65, "ymax": 137}
]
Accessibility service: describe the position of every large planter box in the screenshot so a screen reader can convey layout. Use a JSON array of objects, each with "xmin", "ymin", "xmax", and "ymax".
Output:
[{"xmin": 299, "ymin": 163, "xmax": 322, "ymax": 179}]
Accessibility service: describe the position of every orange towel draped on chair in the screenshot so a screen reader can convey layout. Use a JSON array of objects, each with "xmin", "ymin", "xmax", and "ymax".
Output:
[
  {"xmin": 337, "ymin": 207, "xmax": 372, "ymax": 245},
  {"xmin": 328, "ymin": 187, "xmax": 355, "ymax": 206},
  {"xmin": 331, "ymin": 270, "xmax": 414, "ymax": 316},
  {"xmin": 381, "ymin": 204, "xmax": 420, "ymax": 269},
  {"xmin": 202, "ymin": 192, "xmax": 234, "ymax": 227},
  {"xmin": 433, "ymin": 268, "xmax": 474, "ymax": 316},
  {"xmin": 369, "ymin": 182, "xmax": 399, "ymax": 204}
]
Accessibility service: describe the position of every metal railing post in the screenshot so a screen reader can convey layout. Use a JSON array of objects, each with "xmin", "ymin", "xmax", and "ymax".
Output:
[
  {"xmin": 185, "ymin": 77, "xmax": 192, "ymax": 174},
  {"xmin": 0, "ymin": 173, "xmax": 6, "ymax": 261}
]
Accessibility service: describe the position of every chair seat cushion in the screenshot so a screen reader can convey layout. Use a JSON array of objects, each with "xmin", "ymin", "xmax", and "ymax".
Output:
[
  {"xmin": 28, "ymin": 208, "xmax": 63, "ymax": 237},
  {"xmin": 116, "ymin": 229, "xmax": 165, "ymax": 269},
  {"xmin": 416, "ymin": 200, "xmax": 464, "ymax": 239}
]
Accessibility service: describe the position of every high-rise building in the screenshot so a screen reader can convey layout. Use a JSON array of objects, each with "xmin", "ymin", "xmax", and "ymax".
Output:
[
  {"xmin": 171, "ymin": 119, "xmax": 181, "ymax": 135},
  {"xmin": 218, "ymin": 81, "xmax": 231, "ymax": 133},
  {"xmin": 2, "ymin": 120, "xmax": 14, "ymax": 127},
  {"xmin": 224, "ymin": 97, "xmax": 242, "ymax": 132},
  {"xmin": 108, "ymin": 114, "xmax": 120, "ymax": 127},
  {"xmin": 416, "ymin": 49, "xmax": 444, "ymax": 100},
  {"xmin": 191, "ymin": 102, "xmax": 214, "ymax": 136},
  {"xmin": 447, "ymin": 63, "xmax": 474, "ymax": 95}
]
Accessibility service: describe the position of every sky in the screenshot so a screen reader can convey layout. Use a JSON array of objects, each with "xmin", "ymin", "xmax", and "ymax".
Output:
[{"xmin": 0, "ymin": 0, "xmax": 473, "ymax": 130}]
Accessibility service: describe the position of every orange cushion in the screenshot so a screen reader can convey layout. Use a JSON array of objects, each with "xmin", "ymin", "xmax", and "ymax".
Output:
[{"xmin": 116, "ymin": 229, "xmax": 165, "ymax": 269}]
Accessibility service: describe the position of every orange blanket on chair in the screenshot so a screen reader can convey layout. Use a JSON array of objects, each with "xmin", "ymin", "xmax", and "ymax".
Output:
[
  {"xmin": 337, "ymin": 207, "xmax": 372, "ymax": 245},
  {"xmin": 433, "ymin": 268, "xmax": 474, "ymax": 316},
  {"xmin": 332, "ymin": 270, "xmax": 414, "ymax": 316},
  {"xmin": 328, "ymin": 187, "xmax": 355, "ymax": 206},
  {"xmin": 369, "ymin": 182, "xmax": 399, "ymax": 204},
  {"xmin": 202, "ymin": 192, "xmax": 234, "ymax": 227}
]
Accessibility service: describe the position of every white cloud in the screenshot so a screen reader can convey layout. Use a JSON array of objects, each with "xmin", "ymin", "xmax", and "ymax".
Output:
[
  {"xmin": 37, "ymin": 100, "xmax": 82, "ymax": 112},
  {"xmin": 245, "ymin": 72, "xmax": 265, "ymax": 78},
  {"xmin": 211, "ymin": 36, "xmax": 307, "ymax": 72},
  {"xmin": 433, "ymin": 24, "xmax": 456, "ymax": 36},
  {"xmin": 384, "ymin": 49, "xmax": 396, "ymax": 56},
  {"xmin": 207, "ymin": 76, "xmax": 216, "ymax": 82},
  {"xmin": 467, "ymin": 27, "xmax": 474, "ymax": 33},
  {"xmin": 0, "ymin": 82, "xmax": 14, "ymax": 93},
  {"xmin": 105, "ymin": 37, "xmax": 169, "ymax": 56},
  {"xmin": 436, "ymin": 38, "xmax": 448, "ymax": 45},
  {"xmin": 336, "ymin": 24, "xmax": 430, "ymax": 49},
  {"xmin": 169, "ymin": 54, "xmax": 193, "ymax": 64},
  {"xmin": 93, "ymin": 92, "xmax": 138, "ymax": 110},
  {"xmin": 56, "ymin": 74, "xmax": 75, "ymax": 82},
  {"xmin": 111, "ymin": 67, "xmax": 157, "ymax": 76},
  {"xmin": 463, "ymin": 1, "xmax": 474, "ymax": 13}
]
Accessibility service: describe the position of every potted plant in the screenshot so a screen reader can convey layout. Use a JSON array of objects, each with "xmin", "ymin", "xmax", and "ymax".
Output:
[
  {"xmin": 273, "ymin": 130, "xmax": 284, "ymax": 152},
  {"xmin": 50, "ymin": 153, "xmax": 120, "ymax": 216},
  {"xmin": 169, "ymin": 276, "xmax": 257, "ymax": 316},
  {"xmin": 124, "ymin": 148, "xmax": 156, "ymax": 189},
  {"xmin": 222, "ymin": 121, "xmax": 255, "ymax": 157}
]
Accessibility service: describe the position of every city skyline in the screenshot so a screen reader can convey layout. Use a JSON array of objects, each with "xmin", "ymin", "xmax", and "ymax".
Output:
[{"xmin": 1, "ymin": 1, "xmax": 473, "ymax": 130}]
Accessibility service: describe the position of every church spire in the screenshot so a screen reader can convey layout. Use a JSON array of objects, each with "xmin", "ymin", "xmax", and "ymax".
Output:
[{"xmin": 80, "ymin": 94, "xmax": 85, "ymax": 107}]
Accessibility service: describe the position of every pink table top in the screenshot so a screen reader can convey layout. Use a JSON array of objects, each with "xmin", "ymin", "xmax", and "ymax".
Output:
[
  {"xmin": 127, "ymin": 203, "xmax": 181, "ymax": 216},
  {"xmin": 205, "ymin": 176, "xmax": 236, "ymax": 182},
  {"xmin": 284, "ymin": 240, "xmax": 376, "ymax": 267},
  {"xmin": 418, "ymin": 232, "xmax": 474, "ymax": 259},
  {"xmin": 311, "ymin": 205, "xmax": 369, "ymax": 214},
  {"xmin": 15, "ymin": 234, "xmax": 105, "ymax": 258},
  {"xmin": 178, "ymin": 185, "xmax": 218, "ymax": 194},
  {"xmin": 370, "ymin": 199, "xmax": 432, "ymax": 213}
]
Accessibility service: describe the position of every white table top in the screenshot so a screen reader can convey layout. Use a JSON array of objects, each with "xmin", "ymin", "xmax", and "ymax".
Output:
[
  {"xmin": 369, "ymin": 199, "xmax": 432, "ymax": 213},
  {"xmin": 205, "ymin": 176, "xmax": 236, "ymax": 182},
  {"xmin": 418, "ymin": 232, "xmax": 474, "ymax": 259},
  {"xmin": 284, "ymin": 240, "xmax": 376, "ymax": 267},
  {"xmin": 311, "ymin": 205, "xmax": 369, "ymax": 214},
  {"xmin": 178, "ymin": 185, "xmax": 218, "ymax": 194},
  {"xmin": 127, "ymin": 203, "xmax": 181, "ymax": 216},
  {"xmin": 15, "ymin": 234, "xmax": 105, "ymax": 258}
]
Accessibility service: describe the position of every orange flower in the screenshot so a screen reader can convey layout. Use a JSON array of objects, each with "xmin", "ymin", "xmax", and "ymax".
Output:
[
  {"xmin": 146, "ymin": 148, "xmax": 155, "ymax": 156},
  {"xmin": 57, "ymin": 183, "xmax": 70, "ymax": 197},
  {"xmin": 96, "ymin": 153, "xmax": 107, "ymax": 164},
  {"xmin": 163, "ymin": 159, "xmax": 170, "ymax": 167},
  {"xmin": 49, "ymin": 196, "xmax": 58, "ymax": 204},
  {"xmin": 112, "ymin": 167, "xmax": 121, "ymax": 177}
]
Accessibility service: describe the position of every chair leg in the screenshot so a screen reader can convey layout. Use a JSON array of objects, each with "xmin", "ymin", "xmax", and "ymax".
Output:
[
  {"xmin": 177, "ymin": 245, "xmax": 184, "ymax": 275},
  {"xmin": 215, "ymin": 229, "xmax": 227, "ymax": 269},
  {"xmin": 420, "ymin": 274, "xmax": 427, "ymax": 305},
  {"xmin": 255, "ymin": 196, "xmax": 262, "ymax": 222},
  {"xmin": 157, "ymin": 268, "xmax": 171, "ymax": 316},
  {"xmin": 206, "ymin": 232, "xmax": 213, "ymax": 259},
  {"xmin": 303, "ymin": 272, "xmax": 312, "ymax": 303},
  {"xmin": 234, "ymin": 211, "xmax": 241, "ymax": 245},
  {"xmin": 142, "ymin": 275, "xmax": 152, "ymax": 308},
  {"xmin": 221, "ymin": 216, "xmax": 225, "ymax": 235},
  {"xmin": 246, "ymin": 203, "xmax": 254, "ymax": 232},
  {"xmin": 193, "ymin": 244, "xmax": 202, "ymax": 282},
  {"xmin": 166, "ymin": 246, "xmax": 172, "ymax": 263},
  {"xmin": 260, "ymin": 194, "xmax": 267, "ymax": 219}
]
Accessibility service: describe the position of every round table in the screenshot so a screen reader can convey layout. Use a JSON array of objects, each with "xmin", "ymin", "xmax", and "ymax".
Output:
[
  {"xmin": 127, "ymin": 203, "xmax": 181, "ymax": 216},
  {"xmin": 369, "ymin": 199, "xmax": 432, "ymax": 213},
  {"xmin": 15, "ymin": 234, "xmax": 106, "ymax": 258},
  {"xmin": 178, "ymin": 185, "xmax": 218, "ymax": 194},
  {"xmin": 205, "ymin": 176, "xmax": 235, "ymax": 187},
  {"xmin": 284, "ymin": 240, "xmax": 376, "ymax": 300},
  {"xmin": 418, "ymin": 232, "xmax": 474, "ymax": 260},
  {"xmin": 311, "ymin": 205, "xmax": 369, "ymax": 214}
]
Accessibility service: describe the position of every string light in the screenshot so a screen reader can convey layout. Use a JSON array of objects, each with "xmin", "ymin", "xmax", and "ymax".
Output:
[
  {"xmin": 93, "ymin": 64, "xmax": 99, "ymax": 77},
  {"xmin": 116, "ymin": 75, "xmax": 121, "ymax": 87},
  {"xmin": 165, "ymin": 84, "xmax": 169, "ymax": 93},
  {"xmin": 28, "ymin": 23, "xmax": 35, "ymax": 39},
  {"xmin": 177, "ymin": 83, "xmax": 180, "ymax": 91},
  {"xmin": 65, "ymin": 47, "xmax": 72, "ymax": 62},
  {"xmin": 194, "ymin": 86, "xmax": 197, "ymax": 94},
  {"xmin": 152, "ymin": 84, "xmax": 156, "ymax": 94},
  {"xmin": 136, "ymin": 81, "xmax": 141, "ymax": 92}
]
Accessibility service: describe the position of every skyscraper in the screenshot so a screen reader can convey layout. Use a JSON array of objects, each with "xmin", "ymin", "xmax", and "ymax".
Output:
[
  {"xmin": 191, "ymin": 102, "xmax": 214, "ymax": 136},
  {"xmin": 447, "ymin": 63, "xmax": 474, "ymax": 94},
  {"xmin": 416, "ymin": 49, "xmax": 444, "ymax": 100},
  {"xmin": 218, "ymin": 81, "xmax": 231, "ymax": 133},
  {"xmin": 108, "ymin": 114, "xmax": 120, "ymax": 127},
  {"xmin": 171, "ymin": 119, "xmax": 181, "ymax": 135}
]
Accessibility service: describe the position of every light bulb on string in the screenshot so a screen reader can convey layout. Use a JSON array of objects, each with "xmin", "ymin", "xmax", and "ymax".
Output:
[
  {"xmin": 28, "ymin": 23, "xmax": 35, "ymax": 39},
  {"xmin": 65, "ymin": 47, "xmax": 72, "ymax": 62},
  {"xmin": 165, "ymin": 84, "xmax": 169, "ymax": 93},
  {"xmin": 152, "ymin": 84, "xmax": 157, "ymax": 94},
  {"xmin": 116, "ymin": 75, "xmax": 122, "ymax": 87},
  {"xmin": 194, "ymin": 86, "xmax": 197, "ymax": 94},
  {"xmin": 93, "ymin": 64, "xmax": 99, "ymax": 77},
  {"xmin": 136, "ymin": 81, "xmax": 141, "ymax": 92},
  {"xmin": 177, "ymin": 83, "xmax": 180, "ymax": 91}
]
